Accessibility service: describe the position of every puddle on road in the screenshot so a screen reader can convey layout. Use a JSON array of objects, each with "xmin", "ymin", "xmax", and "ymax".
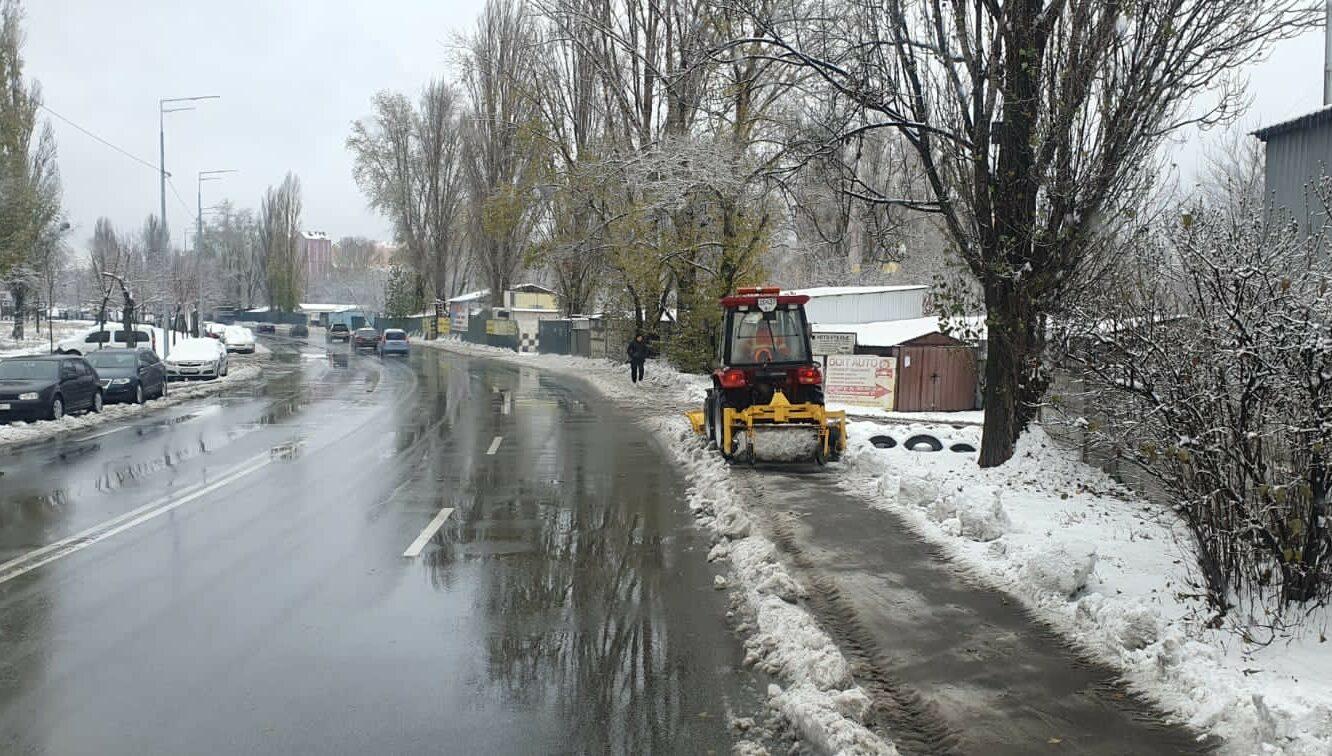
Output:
[{"xmin": 387, "ymin": 353, "xmax": 771, "ymax": 754}]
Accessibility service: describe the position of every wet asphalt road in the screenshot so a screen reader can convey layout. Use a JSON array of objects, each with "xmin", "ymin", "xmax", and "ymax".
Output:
[{"xmin": 0, "ymin": 338, "xmax": 763, "ymax": 755}]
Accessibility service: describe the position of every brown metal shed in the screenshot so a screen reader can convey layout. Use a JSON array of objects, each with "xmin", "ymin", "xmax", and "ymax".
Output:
[{"xmin": 892, "ymin": 333, "xmax": 978, "ymax": 412}]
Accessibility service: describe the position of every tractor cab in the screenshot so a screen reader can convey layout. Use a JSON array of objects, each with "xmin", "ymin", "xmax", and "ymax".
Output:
[
  {"xmin": 686, "ymin": 286, "xmax": 847, "ymax": 465},
  {"xmin": 715, "ymin": 288, "xmax": 823, "ymax": 409}
]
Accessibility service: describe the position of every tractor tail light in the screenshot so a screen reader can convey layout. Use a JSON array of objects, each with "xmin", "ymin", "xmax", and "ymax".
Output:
[
  {"xmin": 797, "ymin": 366, "xmax": 822, "ymax": 385},
  {"xmin": 719, "ymin": 369, "xmax": 748, "ymax": 389}
]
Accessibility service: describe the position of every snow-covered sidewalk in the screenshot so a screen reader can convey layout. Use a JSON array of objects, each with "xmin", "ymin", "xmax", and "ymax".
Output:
[
  {"xmin": 837, "ymin": 422, "xmax": 1332, "ymax": 755},
  {"xmin": 0, "ymin": 364, "xmax": 262, "ymax": 449},
  {"xmin": 419, "ymin": 338, "xmax": 895, "ymax": 754}
]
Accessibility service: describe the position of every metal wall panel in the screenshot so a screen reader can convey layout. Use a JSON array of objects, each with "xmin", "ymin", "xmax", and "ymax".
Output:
[
  {"xmin": 803, "ymin": 290, "xmax": 927, "ymax": 325},
  {"xmin": 1264, "ymin": 124, "xmax": 1332, "ymax": 234}
]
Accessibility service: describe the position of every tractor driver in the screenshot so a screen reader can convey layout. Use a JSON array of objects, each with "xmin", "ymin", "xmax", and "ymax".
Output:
[{"xmin": 745, "ymin": 312, "xmax": 798, "ymax": 364}]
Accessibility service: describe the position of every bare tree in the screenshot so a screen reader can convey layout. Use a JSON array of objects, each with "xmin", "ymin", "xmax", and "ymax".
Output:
[
  {"xmin": 348, "ymin": 81, "xmax": 468, "ymax": 302},
  {"xmin": 733, "ymin": 0, "xmax": 1320, "ymax": 466}
]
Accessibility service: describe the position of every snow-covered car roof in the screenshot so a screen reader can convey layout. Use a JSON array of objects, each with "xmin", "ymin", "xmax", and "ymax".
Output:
[{"xmin": 168, "ymin": 338, "xmax": 225, "ymax": 360}]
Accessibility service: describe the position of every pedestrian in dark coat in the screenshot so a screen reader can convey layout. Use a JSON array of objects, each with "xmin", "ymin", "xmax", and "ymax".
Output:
[{"xmin": 627, "ymin": 334, "xmax": 649, "ymax": 383}]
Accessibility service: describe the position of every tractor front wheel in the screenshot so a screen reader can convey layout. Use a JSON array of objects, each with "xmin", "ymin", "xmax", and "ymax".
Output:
[
  {"xmin": 711, "ymin": 390, "xmax": 735, "ymax": 461},
  {"xmin": 827, "ymin": 425, "xmax": 843, "ymax": 463}
]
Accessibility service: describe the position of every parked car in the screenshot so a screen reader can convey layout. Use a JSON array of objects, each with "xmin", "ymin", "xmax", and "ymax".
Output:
[
  {"xmin": 223, "ymin": 325, "xmax": 256, "ymax": 354},
  {"xmin": 327, "ymin": 323, "xmax": 350, "ymax": 343},
  {"xmin": 378, "ymin": 329, "xmax": 410, "ymax": 357},
  {"xmin": 164, "ymin": 337, "xmax": 228, "ymax": 380},
  {"xmin": 256, "ymin": 323, "xmax": 277, "ymax": 334},
  {"xmin": 204, "ymin": 322, "xmax": 228, "ymax": 340},
  {"xmin": 57, "ymin": 325, "xmax": 167, "ymax": 358},
  {"xmin": 85, "ymin": 348, "xmax": 166, "ymax": 404},
  {"xmin": 0, "ymin": 355, "xmax": 103, "ymax": 421},
  {"xmin": 289, "ymin": 323, "xmax": 309, "ymax": 338},
  {"xmin": 351, "ymin": 327, "xmax": 379, "ymax": 352}
]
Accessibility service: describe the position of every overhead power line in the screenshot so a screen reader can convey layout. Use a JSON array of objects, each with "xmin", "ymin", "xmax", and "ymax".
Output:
[
  {"xmin": 166, "ymin": 177, "xmax": 193, "ymax": 218},
  {"xmin": 37, "ymin": 103, "xmax": 160, "ymax": 174}
]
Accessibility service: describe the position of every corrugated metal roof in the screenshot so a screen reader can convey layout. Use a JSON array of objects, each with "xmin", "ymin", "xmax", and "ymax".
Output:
[{"xmin": 1252, "ymin": 105, "xmax": 1332, "ymax": 142}]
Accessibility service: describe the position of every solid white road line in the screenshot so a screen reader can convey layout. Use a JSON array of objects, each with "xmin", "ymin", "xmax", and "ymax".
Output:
[
  {"xmin": 81, "ymin": 426, "xmax": 131, "ymax": 441},
  {"xmin": 402, "ymin": 508, "xmax": 455, "ymax": 558},
  {"xmin": 0, "ymin": 452, "xmax": 274, "ymax": 586},
  {"xmin": 486, "ymin": 436, "xmax": 503, "ymax": 455}
]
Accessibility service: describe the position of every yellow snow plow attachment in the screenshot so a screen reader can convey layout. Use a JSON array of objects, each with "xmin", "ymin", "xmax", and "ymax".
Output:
[{"xmin": 687, "ymin": 390, "xmax": 846, "ymax": 464}]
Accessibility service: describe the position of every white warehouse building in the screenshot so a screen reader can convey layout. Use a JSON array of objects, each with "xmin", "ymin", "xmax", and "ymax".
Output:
[{"xmin": 782, "ymin": 285, "xmax": 928, "ymax": 325}]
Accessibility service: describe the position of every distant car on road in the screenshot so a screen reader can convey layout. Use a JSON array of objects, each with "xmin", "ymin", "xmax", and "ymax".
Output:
[
  {"xmin": 164, "ymin": 338, "xmax": 228, "ymax": 380},
  {"xmin": 327, "ymin": 323, "xmax": 350, "ymax": 343},
  {"xmin": 57, "ymin": 325, "xmax": 166, "ymax": 358},
  {"xmin": 352, "ymin": 327, "xmax": 379, "ymax": 352},
  {"xmin": 0, "ymin": 354, "xmax": 104, "ymax": 421},
  {"xmin": 256, "ymin": 323, "xmax": 276, "ymax": 334},
  {"xmin": 223, "ymin": 325, "xmax": 256, "ymax": 354},
  {"xmin": 85, "ymin": 348, "xmax": 166, "ymax": 404},
  {"xmin": 378, "ymin": 329, "xmax": 410, "ymax": 357},
  {"xmin": 288, "ymin": 323, "xmax": 309, "ymax": 338}
]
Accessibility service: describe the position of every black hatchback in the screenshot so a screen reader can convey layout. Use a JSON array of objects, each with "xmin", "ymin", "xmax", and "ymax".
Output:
[
  {"xmin": 0, "ymin": 355, "xmax": 104, "ymax": 421},
  {"xmin": 85, "ymin": 348, "xmax": 167, "ymax": 404}
]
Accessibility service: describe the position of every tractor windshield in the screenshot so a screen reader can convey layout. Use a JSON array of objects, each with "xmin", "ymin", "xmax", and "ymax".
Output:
[{"xmin": 727, "ymin": 309, "xmax": 809, "ymax": 365}]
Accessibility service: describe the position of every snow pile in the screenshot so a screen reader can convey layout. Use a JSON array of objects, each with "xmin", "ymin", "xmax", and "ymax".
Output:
[
  {"xmin": 657, "ymin": 417, "xmax": 893, "ymax": 753},
  {"xmin": 840, "ymin": 421, "xmax": 1332, "ymax": 755},
  {"xmin": 926, "ymin": 484, "xmax": 1011, "ymax": 542},
  {"xmin": 1020, "ymin": 541, "xmax": 1097, "ymax": 599},
  {"xmin": 0, "ymin": 365, "xmax": 262, "ymax": 449},
  {"xmin": 421, "ymin": 338, "xmax": 896, "ymax": 754},
  {"xmin": 772, "ymin": 684, "xmax": 893, "ymax": 756}
]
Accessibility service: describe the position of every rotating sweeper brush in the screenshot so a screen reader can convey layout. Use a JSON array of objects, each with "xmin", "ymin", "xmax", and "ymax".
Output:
[{"xmin": 685, "ymin": 287, "xmax": 846, "ymax": 465}]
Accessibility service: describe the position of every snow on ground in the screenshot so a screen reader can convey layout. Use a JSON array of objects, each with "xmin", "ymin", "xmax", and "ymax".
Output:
[
  {"xmin": 837, "ymin": 421, "xmax": 1332, "ymax": 755},
  {"xmin": 826, "ymin": 402, "xmax": 984, "ymax": 426},
  {"xmin": 419, "ymin": 338, "xmax": 896, "ymax": 755},
  {"xmin": 0, "ymin": 320, "xmax": 97, "ymax": 357},
  {"xmin": 0, "ymin": 364, "xmax": 262, "ymax": 449}
]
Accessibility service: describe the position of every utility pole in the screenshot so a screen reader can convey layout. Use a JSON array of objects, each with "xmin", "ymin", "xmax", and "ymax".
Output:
[
  {"xmin": 158, "ymin": 95, "xmax": 220, "ymax": 348},
  {"xmin": 197, "ymin": 170, "xmax": 236, "ymax": 336},
  {"xmin": 1325, "ymin": 0, "xmax": 1332, "ymax": 105}
]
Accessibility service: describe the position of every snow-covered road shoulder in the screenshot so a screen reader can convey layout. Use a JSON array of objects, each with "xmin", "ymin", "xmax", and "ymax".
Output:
[
  {"xmin": 420, "ymin": 338, "xmax": 896, "ymax": 754},
  {"xmin": 0, "ymin": 364, "xmax": 262, "ymax": 450},
  {"xmin": 838, "ymin": 421, "xmax": 1332, "ymax": 755}
]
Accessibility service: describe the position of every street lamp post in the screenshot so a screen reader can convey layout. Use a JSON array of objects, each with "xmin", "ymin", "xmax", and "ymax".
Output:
[
  {"xmin": 158, "ymin": 95, "xmax": 219, "ymax": 347},
  {"xmin": 196, "ymin": 170, "xmax": 236, "ymax": 335}
]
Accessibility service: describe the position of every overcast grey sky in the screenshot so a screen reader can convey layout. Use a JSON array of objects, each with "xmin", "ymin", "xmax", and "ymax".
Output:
[
  {"xmin": 25, "ymin": 0, "xmax": 484, "ymax": 253},
  {"xmin": 20, "ymin": 3, "xmax": 1328, "ymax": 256}
]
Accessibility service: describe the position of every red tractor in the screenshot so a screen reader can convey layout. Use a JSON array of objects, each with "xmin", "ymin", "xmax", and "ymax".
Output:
[{"xmin": 687, "ymin": 286, "xmax": 846, "ymax": 464}]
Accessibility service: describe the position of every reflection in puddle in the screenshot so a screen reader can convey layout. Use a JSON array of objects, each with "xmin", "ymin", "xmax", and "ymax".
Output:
[{"xmin": 400, "ymin": 353, "xmax": 761, "ymax": 753}]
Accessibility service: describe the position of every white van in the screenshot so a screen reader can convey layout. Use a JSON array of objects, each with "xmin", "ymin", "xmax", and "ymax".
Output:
[{"xmin": 57, "ymin": 325, "xmax": 168, "ymax": 358}]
